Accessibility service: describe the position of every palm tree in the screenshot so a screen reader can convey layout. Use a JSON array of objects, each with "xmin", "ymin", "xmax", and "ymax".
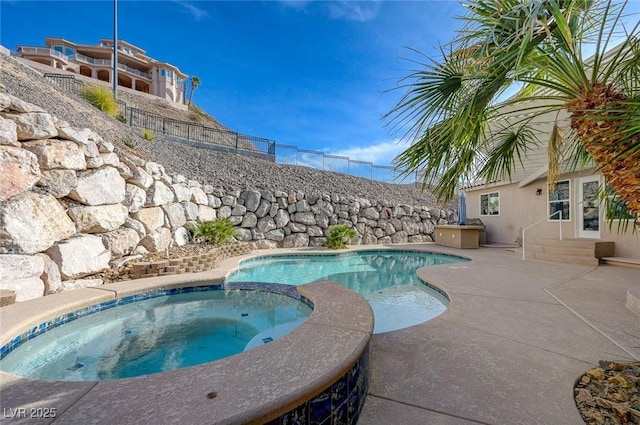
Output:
[
  {"xmin": 188, "ymin": 76, "xmax": 201, "ymax": 107},
  {"xmin": 386, "ymin": 0, "xmax": 640, "ymax": 216}
]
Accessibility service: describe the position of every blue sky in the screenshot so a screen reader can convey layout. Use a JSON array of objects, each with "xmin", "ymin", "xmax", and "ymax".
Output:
[
  {"xmin": 1, "ymin": 1, "xmax": 639, "ymax": 168},
  {"xmin": 0, "ymin": 0, "xmax": 467, "ymax": 166}
]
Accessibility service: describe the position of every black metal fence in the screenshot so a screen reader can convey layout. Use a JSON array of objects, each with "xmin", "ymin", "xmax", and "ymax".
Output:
[{"xmin": 43, "ymin": 73, "xmax": 407, "ymax": 182}]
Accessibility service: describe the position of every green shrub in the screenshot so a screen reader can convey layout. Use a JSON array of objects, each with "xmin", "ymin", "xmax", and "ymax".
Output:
[
  {"xmin": 325, "ymin": 225, "xmax": 356, "ymax": 250},
  {"xmin": 115, "ymin": 114, "xmax": 126, "ymax": 123},
  {"xmin": 121, "ymin": 138, "xmax": 135, "ymax": 149},
  {"xmin": 80, "ymin": 86, "xmax": 117, "ymax": 117},
  {"xmin": 188, "ymin": 218, "xmax": 237, "ymax": 246},
  {"xmin": 141, "ymin": 129, "xmax": 154, "ymax": 140}
]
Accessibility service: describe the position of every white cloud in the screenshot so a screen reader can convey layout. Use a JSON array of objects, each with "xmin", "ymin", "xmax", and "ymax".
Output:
[
  {"xmin": 172, "ymin": 1, "xmax": 208, "ymax": 21},
  {"xmin": 326, "ymin": 1, "xmax": 381, "ymax": 22},
  {"xmin": 326, "ymin": 139, "xmax": 405, "ymax": 166}
]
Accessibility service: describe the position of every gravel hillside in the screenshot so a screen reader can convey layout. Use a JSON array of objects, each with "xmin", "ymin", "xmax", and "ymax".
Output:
[{"xmin": 0, "ymin": 53, "xmax": 455, "ymax": 208}]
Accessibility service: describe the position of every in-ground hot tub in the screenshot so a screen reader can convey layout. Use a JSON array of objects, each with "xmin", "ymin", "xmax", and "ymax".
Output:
[{"xmin": 0, "ymin": 278, "xmax": 373, "ymax": 425}]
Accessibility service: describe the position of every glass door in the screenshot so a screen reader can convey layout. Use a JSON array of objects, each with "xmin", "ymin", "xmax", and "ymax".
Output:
[{"xmin": 577, "ymin": 176, "xmax": 600, "ymax": 239}]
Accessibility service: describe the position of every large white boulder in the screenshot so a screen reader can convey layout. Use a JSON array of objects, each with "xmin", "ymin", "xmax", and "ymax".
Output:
[
  {"xmin": 101, "ymin": 228, "xmax": 140, "ymax": 257},
  {"xmin": 140, "ymin": 227, "xmax": 172, "ymax": 252},
  {"xmin": 21, "ymin": 139, "xmax": 86, "ymax": 170},
  {"xmin": 68, "ymin": 167, "xmax": 126, "ymax": 206},
  {"xmin": 0, "ymin": 112, "xmax": 57, "ymax": 140},
  {"xmin": 123, "ymin": 183, "xmax": 146, "ymax": 213},
  {"xmin": 37, "ymin": 169, "xmax": 78, "ymax": 198},
  {"xmin": 56, "ymin": 127, "xmax": 100, "ymax": 158},
  {"xmin": 145, "ymin": 181, "xmax": 175, "ymax": 206},
  {"xmin": 67, "ymin": 204, "xmax": 129, "ymax": 233},
  {"xmin": 46, "ymin": 235, "xmax": 111, "ymax": 279},
  {"xmin": 0, "ymin": 146, "xmax": 40, "ymax": 202},
  {"xmin": 163, "ymin": 203, "xmax": 186, "ymax": 228},
  {"xmin": 132, "ymin": 207, "xmax": 165, "ymax": 232},
  {"xmin": 36, "ymin": 253, "xmax": 62, "ymax": 294},
  {"xmin": 0, "ymin": 254, "xmax": 45, "ymax": 301},
  {"xmin": 0, "ymin": 192, "xmax": 76, "ymax": 254},
  {"xmin": 0, "ymin": 116, "xmax": 19, "ymax": 147}
]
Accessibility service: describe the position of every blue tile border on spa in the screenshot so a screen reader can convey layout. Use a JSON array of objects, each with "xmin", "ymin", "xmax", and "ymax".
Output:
[{"xmin": 0, "ymin": 282, "xmax": 313, "ymax": 360}]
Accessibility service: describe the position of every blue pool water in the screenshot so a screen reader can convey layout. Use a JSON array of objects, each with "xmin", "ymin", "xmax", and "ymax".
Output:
[
  {"xmin": 226, "ymin": 250, "xmax": 468, "ymax": 333},
  {"xmin": 0, "ymin": 289, "xmax": 311, "ymax": 381}
]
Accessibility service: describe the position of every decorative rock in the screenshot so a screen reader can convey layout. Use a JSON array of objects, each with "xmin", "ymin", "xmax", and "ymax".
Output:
[
  {"xmin": 390, "ymin": 231, "xmax": 409, "ymax": 243},
  {"xmin": 0, "ymin": 112, "xmax": 57, "ymax": 140},
  {"xmin": 36, "ymin": 253, "xmax": 62, "ymax": 294},
  {"xmin": 0, "ymin": 116, "xmax": 19, "ymax": 146},
  {"xmin": 68, "ymin": 167, "xmax": 126, "ymax": 206},
  {"xmin": 241, "ymin": 212, "xmax": 258, "ymax": 228},
  {"xmin": 0, "ymin": 276, "xmax": 44, "ymax": 302},
  {"xmin": 222, "ymin": 195, "xmax": 236, "ymax": 207},
  {"xmin": 198, "ymin": 205, "xmax": 217, "ymax": 221},
  {"xmin": 232, "ymin": 204, "xmax": 247, "ymax": 216},
  {"xmin": 46, "ymin": 235, "xmax": 111, "ymax": 279},
  {"xmin": 274, "ymin": 209, "xmax": 290, "ymax": 228},
  {"xmin": 172, "ymin": 183, "xmax": 191, "ymax": 202},
  {"xmin": 234, "ymin": 228, "xmax": 252, "ymax": 241},
  {"xmin": 250, "ymin": 240, "xmax": 278, "ymax": 249},
  {"xmin": 127, "ymin": 166, "xmax": 154, "ymax": 189},
  {"xmin": 7, "ymin": 96, "xmax": 45, "ymax": 113},
  {"xmin": 182, "ymin": 201, "xmax": 199, "ymax": 220},
  {"xmin": 208, "ymin": 195, "xmax": 222, "ymax": 208},
  {"xmin": 124, "ymin": 217, "xmax": 147, "ymax": 238},
  {"xmin": 37, "ymin": 169, "xmax": 77, "ymax": 198},
  {"xmin": 132, "ymin": 207, "xmax": 165, "ymax": 232},
  {"xmin": 0, "ymin": 254, "xmax": 45, "ymax": 281},
  {"xmin": 191, "ymin": 187, "xmax": 208, "ymax": 205},
  {"xmin": 101, "ymin": 228, "xmax": 140, "ymax": 257},
  {"xmin": 68, "ymin": 204, "xmax": 129, "ymax": 233},
  {"xmin": 265, "ymin": 229, "xmax": 285, "ymax": 241},
  {"xmin": 173, "ymin": 227, "xmax": 190, "ymax": 246},
  {"xmin": 0, "ymin": 93, "xmax": 10, "ymax": 111},
  {"xmin": 240, "ymin": 190, "xmax": 261, "ymax": 212},
  {"xmin": 21, "ymin": 139, "xmax": 86, "ymax": 170},
  {"xmin": 163, "ymin": 203, "xmax": 187, "ymax": 228},
  {"xmin": 218, "ymin": 205, "xmax": 232, "ymax": 218},
  {"xmin": 123, "ymin": 183, "xmax": 146, "ymax": 213},
  {"xmin": 140, "ymin": 227, "xmax": 172, "ymax": 252},
  {"xmin": 56, "ymin": 127, "xmax": 99, "ymax": 157},
  {"xmin": 257, "ymin": 217, "xmax": 276, "ymax": 233},
  {"xmin": 255, "ymin": 200, "xmax": 271, "ymax": 218},
  {"xmin": 0, "ymin": 146, "xmax": 40, "ymax": 201},
  {"xmin": 294, "ymin": 212, "xmax": 316, "ymax": 225},
  {"xmin": 145, "ymin": 181, "xmax": 175, "ymax": 207},
  {"xmin": 0, "ymin": 192, "xmax": 75, "ymax": 255},
  {"xmin": 282, "ymin": 233, "xmax": 309, "ymax": 248}
]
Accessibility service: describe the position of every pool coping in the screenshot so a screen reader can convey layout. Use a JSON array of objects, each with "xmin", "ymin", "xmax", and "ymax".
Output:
[{"xmin": 0, "ymin": 257, "xmax": 375, "ymax": 424}]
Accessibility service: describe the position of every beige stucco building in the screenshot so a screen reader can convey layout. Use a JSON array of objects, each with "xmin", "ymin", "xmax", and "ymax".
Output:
[
  {"xmin": 16, "ymin": 37, "xmax": 187, "ymax": 105},
  {"xmin": 463, "ymin": 100, "xmax": 639, "ymax": 261}
]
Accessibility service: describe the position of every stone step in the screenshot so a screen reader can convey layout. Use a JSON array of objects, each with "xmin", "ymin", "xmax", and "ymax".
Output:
[
  {"xmin": 533, "ymin": 252, "xmax": 599, "ymax": 267},
  {"xmin": 541, "ymin": 239, "xmax": 614, "ymax": 258}
]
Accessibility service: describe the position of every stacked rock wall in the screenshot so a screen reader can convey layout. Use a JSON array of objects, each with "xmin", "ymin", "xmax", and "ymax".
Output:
[{"xmin": 0, "ymin": 91, "xmax": 456, "ymax": 302}]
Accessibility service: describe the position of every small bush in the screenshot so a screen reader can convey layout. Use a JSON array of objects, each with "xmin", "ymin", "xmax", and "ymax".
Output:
[
  {"xmin": 115, "ymin": 114, "xmax": 126, "ymax": 123},
  {"xmin": 80, "ymin": 86, "xmax": 117, "ymax": 117},
  {"xmin": 141, "ymin": 129, "xmax": 154, "ymax": 140},
  {"xmin": 122, "ymin": 138, "xmax": 135, "ymax": 149},
  {"xmin": 188, "ymin": 218, "xmax": 237, "ymax": 246},
  {"xmin": 325, "ymin": 225, "xmax": 356, "ymax": 250}
]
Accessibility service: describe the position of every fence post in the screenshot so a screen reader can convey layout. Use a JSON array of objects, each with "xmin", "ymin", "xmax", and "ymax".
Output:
[{"xmin": 235, "ymin": 133, "xmax": 239, "ymax": 149}]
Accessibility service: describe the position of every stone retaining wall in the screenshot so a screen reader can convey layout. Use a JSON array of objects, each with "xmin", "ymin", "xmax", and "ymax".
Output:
[{"xmin": 0, "ymin": 88, "xmax": 456, "ymax": 302}]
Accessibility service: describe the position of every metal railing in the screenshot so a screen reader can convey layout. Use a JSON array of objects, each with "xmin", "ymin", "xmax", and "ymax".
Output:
[
  {"xmin": 41, "ymin": 73, "xmax": 409, "ymax": 183},
  {"xmin": 522, "ymin": 210, "xmax": 563, "ymax": 260},
  {"xmin": 19, "ymin": 47, "xmax": 68, "ymax": 61},
  {"xmin": 73, "ymin": 53, "xmax": 111, "ymax": 67}
]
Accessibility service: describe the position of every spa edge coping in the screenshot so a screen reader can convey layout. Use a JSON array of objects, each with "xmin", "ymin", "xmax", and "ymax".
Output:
[{"xmin": 0, "ymin": 275, "xmax": 374, "ymax": 425}]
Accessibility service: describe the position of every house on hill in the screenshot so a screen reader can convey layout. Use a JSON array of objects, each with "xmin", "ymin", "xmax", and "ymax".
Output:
[{"xmin": 16, "ymin": 37, "xmax": 187, "ymax": 105}]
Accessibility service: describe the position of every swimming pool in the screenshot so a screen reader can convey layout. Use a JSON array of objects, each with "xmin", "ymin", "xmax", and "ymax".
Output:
[
  {"xmin": 226, "ymin": 250, "xmax": 468, "ymax": 333},
  {"xmin": 0, "ymin": 286, "xmax": 312, "ymax": 381}
]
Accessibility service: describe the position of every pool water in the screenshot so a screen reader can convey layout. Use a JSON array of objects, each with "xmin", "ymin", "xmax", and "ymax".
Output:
[
  {"xmin": 0, "ymin": 289, "xmax": 312, "ymax": 381},
  {"xmin": 226, "ymin": 250, "xmax": 468, "ymax": 333}
]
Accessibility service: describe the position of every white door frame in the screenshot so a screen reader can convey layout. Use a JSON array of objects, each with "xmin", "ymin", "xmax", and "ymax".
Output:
[{"xmin": 576, "ymin": 175, "xmax": 601, "ymax": 239}]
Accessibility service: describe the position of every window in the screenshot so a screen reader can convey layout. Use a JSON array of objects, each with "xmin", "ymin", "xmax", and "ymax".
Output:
[
  {"xmin": 480, "ymin": 192, "xmax": 500, "ymax": 216},
  {"xmin": 53, "ymin": 45, "xmax": 63, "ymax": 53},
  {"xmin": 161, "ymin": 69, "xmax": 166, "ymax": 77},
  {"xmin": 549, "ymin": 180, "xmax": 570, "ymax": 220},
  {"xmin": 65, "ymin": 47, "xmax": 74, "ymax": 56}
]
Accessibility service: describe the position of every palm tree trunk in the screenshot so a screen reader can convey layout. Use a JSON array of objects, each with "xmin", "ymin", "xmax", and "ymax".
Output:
[{"xmin": 567, "ymin": 83, "xmax": 640, "ymax": 214}]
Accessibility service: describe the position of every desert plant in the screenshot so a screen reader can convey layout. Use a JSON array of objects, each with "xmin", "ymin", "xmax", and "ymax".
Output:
[
  {"xmin": 141, "ymin": 129, "xmax": 154, "ymax": 141},
  {"xmin": 325, "ymin": 225, "xmax": 356, "ymax": 250},
  {"xmin": 121, "ymin": 138, "xmax": 135, "ymax": 149},
  {"xmin": 115, "ymin": 114, "xmax": 126, "ymax": 123},
  {"xmin": 188, "ymin": 76, "xmax": 200, "ymax": 107},
  {"xmin": 80, "ymin": 85, "xmax": 117, "ymax": 117},
  {"xmin": 188, "ymin": 218, "xmax": 237, "ymax": 246}
]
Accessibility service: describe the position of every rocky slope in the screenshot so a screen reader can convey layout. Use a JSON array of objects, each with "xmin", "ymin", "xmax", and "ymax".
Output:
[{"xmin": 0, "ymin": 53, "xmax": 454, "ymax": 209}]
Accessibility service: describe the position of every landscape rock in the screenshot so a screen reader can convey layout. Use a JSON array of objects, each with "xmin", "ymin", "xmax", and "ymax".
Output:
[
  {"xmin": 140, "ymin": 227, "xmax": 172, "ymax": 252},
  {"xmin": 0, "ymin": 116, "xmax": 18, "ymax": 146},
  {"xmin": 0, "ymin": 111, "xmax": 57, "ymax": 140},
  {"xmin": 61, "ymin": 278, "xmax": 104, "ymax": 292},
  {"xmin": 68, "ymin": 166, "xmax": 126, "ymax": 206},
  {"xmin": 21, "ymin": 139, "xmax": 86, "ymax": 170},
  {"xmin": 36, "ymin": 252, "xmax": 62, "ymax": 294},
  {"xmin": 145, "ymin": 181, "xmax": 175, "ymax": 206},
  {"xmin": 123, "ymin": 183, "xmax": 146, "ymax": 213},
  {"xmin": 132, "ymin": 207, "xmax": 165, "ymax": 233},
  {"xmin": 101, "ymin": 228, "xmax": 140, "ymax": 257},
  {"xmin": 46, "ymin": 234, "xmax": 111, "ymax": 279},
  {"xmin": 0, "ymin": 146, "xmax": 40, "ymax": 201},
  {"xmin": 37, "ymin": 169, "xmax": 77, "ymax": 198},
  {"xmin": 68, "ymin": 204, "xmax": 129, "ymax": 233},
  {"xmin": 0, "ymin": 192, "xmax": 75, "ymax": 254}
]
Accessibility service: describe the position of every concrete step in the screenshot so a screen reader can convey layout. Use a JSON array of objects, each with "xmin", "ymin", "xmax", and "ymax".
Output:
[
  {"xmin": 542, "ymin": 245, "xmax": 596, "ymax": 257},
  {"xmin": 533, "ymin": 252, "xmax": 599, "ymax": 267},
  {"xmin": 602, "ymin": 257, "xmax": 640, "ymax": 269},
  {"xmin": 542, "ymin": 239, "xmax": 615, "ymax": 255}
]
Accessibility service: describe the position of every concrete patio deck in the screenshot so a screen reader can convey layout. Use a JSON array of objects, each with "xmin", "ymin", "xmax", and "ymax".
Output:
[{"xmin": 358, "ymin": 244, "xmax": 639, "ymax": 425}]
